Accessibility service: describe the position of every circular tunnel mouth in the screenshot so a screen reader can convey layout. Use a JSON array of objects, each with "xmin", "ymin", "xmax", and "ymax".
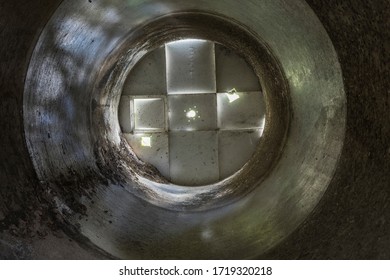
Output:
[
  {"xmin": 94, "ymin": 12, "xmax": 290, "ymax": 210},
  {"xmin": 23, "ymin": 0, "xmax": 345, "ymax": 259},
  {"xmin": 118, "ymin": 38, "xmax": 267, "ymax": 187}
]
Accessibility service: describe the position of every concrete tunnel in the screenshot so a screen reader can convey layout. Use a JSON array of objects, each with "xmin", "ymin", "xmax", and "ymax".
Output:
[{"xmin": 0, "ymin": 0, "xmax": 388, "ymax": 259}]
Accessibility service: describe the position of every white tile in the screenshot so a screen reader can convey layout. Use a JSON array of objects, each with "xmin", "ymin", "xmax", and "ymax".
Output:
[
  {"xmin": 166, "ymin": 39, "xmax": 216, "ymax": 94},
  {"xmin": 133, "ymin": 97, "xmax": 165, "ymax": 131},
  {"xmin": 124, "ymin": 133, "xmax": 170, "ymax": 179},
  {"xmin": 168, "ymin": 94, "xmax": 217, "ymax": 131},
  {"xmin": 122, "ymin": 46, "xmax": 166, "ymax": 95},
  {"xmin": 215, "ymin": 44, "xmax": 261, "ymax": 92},
  {"xmin": 217, "ymin": 91, "xmax": 266, "ymax": 130},
  {"xmin": 218, "ymin": 130, "xmax": 262, "ymax": 179},
  {"xmin": 118, "ymin": 95, "xmax": 132, "ymax": 133},
  {"xmin": 169, "ymin": 131, "xmax": 219, "ymax": 186}
]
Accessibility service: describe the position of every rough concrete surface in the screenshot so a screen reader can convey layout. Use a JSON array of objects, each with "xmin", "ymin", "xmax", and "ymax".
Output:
[{"xmin": 265, "ymin": 0, "xmax": 390, "ymax": 259}]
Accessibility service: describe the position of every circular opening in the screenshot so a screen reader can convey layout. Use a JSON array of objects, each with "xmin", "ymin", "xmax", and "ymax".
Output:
[
  {"xmin": 118, "ymin": 39, "xmax": 266, "ymax": 186},
  {"xmin": 91, "ymin": 12, "xmax": 290, "ymax": 211},
  {"xmin": 23, "ymin": 0, "xmax": 346, "ymax": 259}
]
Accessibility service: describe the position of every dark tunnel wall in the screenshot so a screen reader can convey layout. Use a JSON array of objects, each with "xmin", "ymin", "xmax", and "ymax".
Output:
[
  {"xmin": 0, "ymin": 0, "xmax": 389, "ymax": 259},
  {"xmin": 266, "ymin": 0, "xmax": 390, "ymax": 259},
  {"xmin": 0, "ymin": 0, "xmax": 107, "ymax": 259}
]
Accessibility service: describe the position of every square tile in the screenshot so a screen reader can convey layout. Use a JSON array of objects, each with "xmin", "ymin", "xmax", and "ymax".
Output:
[
  {"xmin": 168, "ymin": 94, "xmax": 217, "ymax": 131},
  {"xmin": 169, "ymin": 131, "xmax": 219, "ymax": 186},
  {"xmin": 122, "ymin": 46, "xmax": 166, "ymax": 95},
  {"xmin": 133, "ymin": 97, "xmax": 166, "ymax": 131},
  {"xmin": 215, "ymin": 44, "xmax": 261, "ymax": 92},
  {"xmin": 124, "ymin": 133, "xmax": 170, "ymax": 179},
  {"xmin": 118, "ymin": 95, "xmax": 132, "ymax": 133},
  {"xmin": 218, "ymin": 130, "xmax": 262, "ymax": 179},
  {"xmin": 217, "ymin": 91, "xmax": 266, "ymax": 129},
  {"xmin": 166, "ymin": 39, "xmax": 216, "ymax": 94}
]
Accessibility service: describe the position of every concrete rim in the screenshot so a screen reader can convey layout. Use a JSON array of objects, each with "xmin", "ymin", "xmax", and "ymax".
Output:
[{"xmin": 23, "ymin": 0, "xmax": 346, "ymax": 259}]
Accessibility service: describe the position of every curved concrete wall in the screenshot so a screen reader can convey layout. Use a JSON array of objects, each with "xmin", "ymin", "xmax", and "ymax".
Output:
[{"xmin": 0, "ymin": 0, "xmax": 388, "ymax": 259}]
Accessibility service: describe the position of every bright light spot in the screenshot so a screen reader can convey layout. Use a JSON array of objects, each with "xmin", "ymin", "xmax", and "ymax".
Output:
[
  {"xmin": 184, "ymin": 107, "xmax": 199, "ymax": 122},
  {"xmin": 186, "ymin": 110, "xmax": 197, "ymax": 118},
  {"xmin": 227, "ymin": 92, "xmax": 240, "ymax": 103},
  {"xmin": 141, "ymin": 136, "xmax": 152, "ymax": 147},
  {"xmin": 166, "ymin": 38, "xmax": 207, "ymax": 47},
  {"xmin": 226, "ymin": 88, "xmax": 240, "ymax": 103}
]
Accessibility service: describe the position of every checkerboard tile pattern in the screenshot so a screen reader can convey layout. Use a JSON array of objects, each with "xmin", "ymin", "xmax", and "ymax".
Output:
[{"xmin": 119, "ymin": 40, "xmax": 265, "ymax": 186}]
